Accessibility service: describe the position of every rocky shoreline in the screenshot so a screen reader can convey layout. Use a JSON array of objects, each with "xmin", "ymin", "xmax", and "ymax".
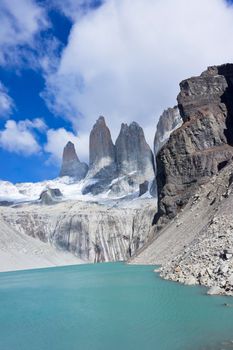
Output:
[
  {"xmin": 137, "ymin": 160, "xmax": 233, "ymax": 296},
  {"xmin": 131, "ymin": 64, "xmax": 233, "ymax": 296},
  {"xmin": 159, "ymin": 212, "xmax": 233, "ymax": 296}
]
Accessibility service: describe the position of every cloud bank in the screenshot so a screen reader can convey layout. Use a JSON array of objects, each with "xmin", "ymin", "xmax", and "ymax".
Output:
[
  {"xmin": 44, "ymin": 0, "xmax": 233, "ymax": 158},
  {"xmin": 0, "ymin": 119, "xmax": 46, "ymax": 156},
  {"xmin": 49, "ymin": 0, "xmax": 104, "ymax": 21},
  {"xmin": 0, "ymin": 117, "xmax": 81, "ymax": 163},
  {"xmin": 0, "ymin": 0, "xmax": 48, "ymax": 67},
  {"xmin": 45, "ymin": 128, "xmax": 89, "ymax": 163}
]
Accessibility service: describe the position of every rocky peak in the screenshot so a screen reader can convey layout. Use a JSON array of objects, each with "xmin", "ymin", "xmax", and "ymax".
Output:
[
  {"xmin": 89, "ymin": 116, "xmax": 116, "ymax": 176},
  {"xmin": 154, "ymin": 106, "xmax": 182, "ymax": 155},
  {"xmin": 115, "ymin": 121, "xmax": 155, "ymax": 183},
  {"xmin": 60, "ymin": 141, "xmax": 88, "ymax": 180},
  {"xmin": 84, "ymin": 119, "xmax": 155, "ymax": 196},
  {"xmin": 155, "ymin": 63, "xmax": 233, "ymax": 227},
  {"xmin": 62, "ymin": 141, "xmax": 79, "ymax": 162}
]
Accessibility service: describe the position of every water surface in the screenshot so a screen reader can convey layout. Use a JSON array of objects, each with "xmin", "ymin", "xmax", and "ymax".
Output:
[{"xmin": 0, "ymin": 263, "xmax": 233, "ymax": 350}]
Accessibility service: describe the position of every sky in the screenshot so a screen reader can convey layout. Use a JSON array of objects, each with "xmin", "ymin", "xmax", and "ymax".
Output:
[{"xmin": 1, "ymin": 0, "xmax": 233, "ymax": 183}]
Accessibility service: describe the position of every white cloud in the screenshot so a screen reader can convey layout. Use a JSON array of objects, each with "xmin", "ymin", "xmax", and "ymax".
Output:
[
  {"xmin": 43, "ymin": 0, "xmax": 233, "ymax": 149},
  {"xmin": 44, "ymin": 128, "xmax": 89, "ymax": 163},
  {"xmin": 49, "ymin": 0, "xmax": 104, "ymax": 22},
  {"xmin": 0, "ymin": 0, "xmax": 48, "ymax": 66},
  {"xmin": 22, "ymin": 118, "xmax": 47, "ymax": 131},
  {"xmin": 0, "ymin": 82, "xmax": 14, "ymax": 117},
  {"xmin": 0, "ymin": 119, "xmax": 46, "ymax": 156}
]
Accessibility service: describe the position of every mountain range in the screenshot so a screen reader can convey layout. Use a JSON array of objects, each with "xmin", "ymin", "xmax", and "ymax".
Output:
[{"xmin": 2, "ymin": 63, "xmax": 233, "ymax": 295}]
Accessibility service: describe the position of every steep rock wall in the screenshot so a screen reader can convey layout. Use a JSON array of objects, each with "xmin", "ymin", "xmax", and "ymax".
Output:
[
  {"xmin": 155, "ymin": 64, "xmax": 233, "ymax": 227},
  {"xmin": 0, "ymin": 200, "xmax": 155, "ymax": 263}
]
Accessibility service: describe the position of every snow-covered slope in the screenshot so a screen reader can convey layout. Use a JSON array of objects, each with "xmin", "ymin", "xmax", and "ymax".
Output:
[
  {"xmin": 0, "ymin": 176, "xmax": 155, "ymax": 205},
  {"xmin": 0, "ymin": 177, "xmax": 86, "ymax": 203}
]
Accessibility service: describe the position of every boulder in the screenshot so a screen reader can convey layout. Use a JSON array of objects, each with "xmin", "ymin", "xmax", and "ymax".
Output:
[
  {"xmin": 39, "ymin": 188, "xmax": 62, "ymax": 205},
  {"xmin": 207, "ymin": 286, "xmax": 223, "ymax": 295},
  {"xmin": 139, "ymin": 181, "xmax": 149, "ymax": 197}
]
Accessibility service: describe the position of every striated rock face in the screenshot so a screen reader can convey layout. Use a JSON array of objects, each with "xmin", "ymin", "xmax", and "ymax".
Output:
[
  {"xmin": 154, "ymin": 106, "xmax": 182, "ymax": 155},
  {"xmin": 60, "ymin": 141, "xmax": 88, "ymax": 180},
  {"xmin": 155, "ymin": 64, "xmax": 233, "ymax": 226},
  {"xmin": 0, "ymin": 199, "xmax": 155, "ymax": 263},
  {"xmin": 111, "ymin": 122, "xmax": 155, "ymax": 195}
]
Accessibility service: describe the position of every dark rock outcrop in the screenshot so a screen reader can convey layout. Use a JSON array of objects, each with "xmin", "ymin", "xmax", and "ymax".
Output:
[
  {"xmin": 139, "ymin": 181, "xmax": 149, "ymax": 197},
  {"xmin": 154, "ymin": 106, "xmax": 182, "ymax": 155},
  {"xmin": 155, "ymin": 64, "xmax": 233, "ymax": 226},
  {"xmin": 39, "ymin": 188, "xmax": 62, "ymax": 205},
  {"xmin": 60, "ymin": 141, "xmax": 88, "ymax": 180}
]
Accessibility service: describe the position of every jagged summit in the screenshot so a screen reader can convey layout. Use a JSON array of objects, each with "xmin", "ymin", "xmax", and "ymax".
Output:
[
  {"xmin": 83, "ymin": 118, "xmax": 155, "ymax": 196},
  {"xmin": 89, "ymin": 116, "xmax": 116, "ymax": 176},
  {"xmin": 115, "ymin": 121, "xmax": 155, "ymax": 180},
  {"xmin": 62, "ymin": 141, "xmax": 80, "ymax": 162},
  {"xmin": 60, "ymin": 141, "xmax": 88, "ymax": 180}
]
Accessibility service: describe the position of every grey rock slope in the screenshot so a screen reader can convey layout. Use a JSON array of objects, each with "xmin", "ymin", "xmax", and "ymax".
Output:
[
  {"xmin": 155, "ymin": 64, "xmax": 233, "ymax": 228},
  {"xmin": 1, "ymin": 199, "xmax": 155, "ymax": 263},
  {"xmin": 60, "ymin": 141, "xmax": 88, "ymax": 180},
  {"xmin": 131, "ymin": 160, "xmax": 233, "ymax": 295},
  {"xmin": 154, "ymin": 106, "xmax": 182, "ymax": 155}
]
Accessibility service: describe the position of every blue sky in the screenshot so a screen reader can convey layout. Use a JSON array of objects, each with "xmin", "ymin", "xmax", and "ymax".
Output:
[
  {"xmin": 0, "ymin": 3, "xmax": 74, "ymax": 182},
  {"xmin": 1, "ymin": 0, "xmax": 233, "ymax": 183}
]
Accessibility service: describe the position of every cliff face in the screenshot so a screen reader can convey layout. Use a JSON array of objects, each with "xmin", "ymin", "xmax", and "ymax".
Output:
[
  {"xmin": 155, "ymin": 64, "xmax": 233, "ymax": 226},
  {"xmin": 130, "ymin": 154, "xmax": 233, "ymax": 296},
  {"xmin": 83, "ymin": 117, "xmax": 155, "ymax": 196},
  {"xmin": 82, "ymin": 116, "xmax": 117, "ymax": 195},
  {"xmin": 154, "ymin": 106, "xmax": 182, "ymax": 155},
  {"xmin": 111, "ymin": 122, "xmax": 155, "ymax": 195},
  {"xmin": 60, "ymin": 141, "xmax": 88, "ymax": 180},
  {"xmin": 115, "ymin": 122, "xmax": 154, "ymax": 179},
  {"xmin": 89, "ymin": 116, "xmax": 116, "ymax": 177},
  {"xmin": 0, "ymin": 199, "xmax": 155, "ymax": 263}
]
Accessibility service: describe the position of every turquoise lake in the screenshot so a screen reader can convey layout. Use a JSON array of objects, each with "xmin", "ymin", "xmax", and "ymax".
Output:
[{"xmin": 0, "ymin": 263, "xmax": 233, "ymax": 350}]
